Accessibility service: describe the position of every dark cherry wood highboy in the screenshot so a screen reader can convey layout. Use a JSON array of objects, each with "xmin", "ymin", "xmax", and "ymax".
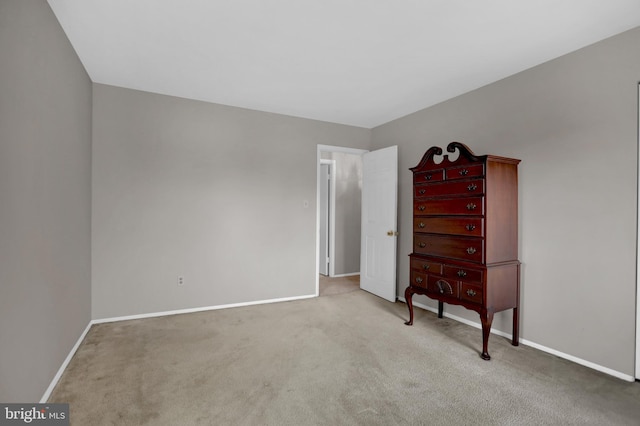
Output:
[{"xmin": 404, "ymin": 142, "xmax": 520, "ymax": 360}]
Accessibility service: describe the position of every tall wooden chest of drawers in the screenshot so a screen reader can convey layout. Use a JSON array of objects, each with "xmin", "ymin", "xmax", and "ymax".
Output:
[{"xmin": 404, "ymin": 142, "xmax": 520, "ymax": 360}]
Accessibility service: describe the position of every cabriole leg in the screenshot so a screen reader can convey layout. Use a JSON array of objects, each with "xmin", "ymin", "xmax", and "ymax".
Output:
[
  {"xmin": 513, "ymin": 264, "xmax": 521, "ymax": 346},
  {"xmin": 480, "ymin": 311, "xmax": 494, "ymax": 360},
  {"xmin": 512, "ymin": 306, "xmax": 519, "ymax": 346},
  {"xmin": 404, "ymin": 287, "xmax": 415, "ymax": 326}
]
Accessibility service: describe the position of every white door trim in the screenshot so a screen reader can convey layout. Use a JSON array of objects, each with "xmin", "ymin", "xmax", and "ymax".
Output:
[
  {"xmin": 316, "ymin": 145, "xmax": 368, "ymax": 296},
  {"xmin": 318, "ymin": 144, "xmax": 370, "ymax": 156},
  {"xmin": 636, "ymin": 82, "xmax": 639, "ymax": 380},
  {"xmin": 320, "ymin": 159, "xmax": 336, "ymax": 277}
]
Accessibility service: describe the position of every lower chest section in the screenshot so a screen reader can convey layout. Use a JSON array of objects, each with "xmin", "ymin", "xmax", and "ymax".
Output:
[{"xmin": 409, "ymin": 255, "xmax": 484, "ymax": 305}]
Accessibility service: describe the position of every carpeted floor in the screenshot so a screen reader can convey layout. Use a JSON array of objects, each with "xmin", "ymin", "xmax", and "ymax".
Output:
[
  {"xmin": 319, "ymin": 274, "xmax": 360, "ymax": 296},
  {"xmin": 49, "ymin": 290, "xmax": 640, "ymax": 425}
]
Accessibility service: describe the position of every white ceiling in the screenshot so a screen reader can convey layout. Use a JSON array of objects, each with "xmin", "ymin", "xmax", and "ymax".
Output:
[{"xmin": 48, "ymin": 0, "xmax": 640, "ymax": 128}]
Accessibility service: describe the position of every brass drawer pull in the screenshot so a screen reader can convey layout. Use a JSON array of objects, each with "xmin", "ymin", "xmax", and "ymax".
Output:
[
  {"xmin": 466, "ymin": 203, "xmax": 477, "ymax": 211},
  {"xmin": 457, "ymin": 270, "xmax": 467, "ymax": 277},
  {"xmin": 466, "ymin": 289, "xmax": 477, "ymax": 297},
  {"xmin": 415, "ymin": 277, "xmax": 423, "ymax": 284},
  {"xmin": 467, "ymin": 184, "xmax": 477, "ymax": 191},
  {"xmin": 425, "ymin": 174, "xmax": 432, "ymax": 180},
  {"xmin": 422, "ymin": 264, "xmax": 430, "ymax": 271},
  {"xmin": 418, "ymin": 205, "xmax": 426, "ymax": 211},
  {"xmin": 418, "ymin": 189, "xmax": 426, "ymax": 195},
  {"xmin": 466, "ymin": 247, "xmax": 477, "ymax": 255},
  {"xmin": 459, "ymin": 168, "xmax": 469, "ymax": 176},
  {"xmin": 436, "ymin": 280, "xmax": 452, "ymax": 294},
  {"xmin": 418, "ymin": 222, "xmax": 425, "ymax": 228},
  {"xmin": 418, "ymin": 242, "xmax": 426, "ymax": 248},
  {"xmin": 465, "ymin": 224, "xmax": 476, "ymax": 231}
]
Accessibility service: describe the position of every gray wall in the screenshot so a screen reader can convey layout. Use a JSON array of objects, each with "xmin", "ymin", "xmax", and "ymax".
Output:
[
  {"xmin": 0, "ymin": 0, "xmax": 92, "ymax": 402},
  {"xmin": 372, "ymin": 27, "xmax": 640, "ymax": 376},
  {"xmin": 92, "ymin": 84, "xmax": 371, "ymax": 319}
]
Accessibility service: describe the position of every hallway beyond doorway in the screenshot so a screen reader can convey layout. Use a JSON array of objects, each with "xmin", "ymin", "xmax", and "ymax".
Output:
[{"xmin": 319, "ymin": 275, "xmax": 360, "ymax": 297}]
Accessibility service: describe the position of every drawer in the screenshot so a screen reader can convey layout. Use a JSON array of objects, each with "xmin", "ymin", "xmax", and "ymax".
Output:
[
  {"xmin": 413, "ymin": 217, "xmax": 483, "ymax": 237},
  {"xmin": 414, "ymin": 235, "xmax": 484, "ymax": 263},
  {"xmin": 414, "ymin": 178, "xmax": 484, "ymax": 198},
  {"xmin": 410, "ymin": 270, "xmax": 428, "ymax": 289},
  {"xmin": 443, "ymin": 264, "xmax": 483, "ymax": 283},
  {"xmin": 427, "ymin": 275, "xmax": 459, "ymax": 298},
  {"xmin": 414, "ymin": 197, "xmax": 484, "ymax": 216},
  {"xmin": 410, "ymin": 256, "xmax": 442, "ymax": 274},
  {"xmin": 445, "ymin": 164, "xmax": 484, "ymax": 180},
  {"xmin": 460, "ymin": 283, "xmax": 483, "ymax": 305},
  {"xmin": 414, "ymin": 169, "xmax": 444, "ymax": 184}
]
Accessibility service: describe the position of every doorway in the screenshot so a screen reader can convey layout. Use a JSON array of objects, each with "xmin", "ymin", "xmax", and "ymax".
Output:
[
  {"xmin": 318, "ymin": 275, "xmax": 360, "ymax": 297},
  {"xmin": 315, "ymin": 144, "xmax": 399, "ymax": 301},
  {"xmin": 316, "ymin": 145, "xmax": 367, "ymax": 296}
]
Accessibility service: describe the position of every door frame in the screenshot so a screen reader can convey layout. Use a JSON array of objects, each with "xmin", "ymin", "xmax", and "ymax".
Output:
[
  {"xmin": 319, "ymin": 159, "xmax": 336, "ymax": 277},
  {"xmin": 316, "ymin": 145, "xmax": 368, "ymax": 296},
  {"xmin": 636, "ymin": 82, "xmax": 639, "ymax": 380}
]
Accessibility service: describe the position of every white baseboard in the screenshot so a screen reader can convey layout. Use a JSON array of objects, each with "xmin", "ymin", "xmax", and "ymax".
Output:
[
  {"xmin": 329, "ymin": 272, "xmax": 360, "ymax": 278},
  {"xmin": 42, "ymin": 293, "xmax": 317, "ymax": 401},
  {"xmin": 518, "ymin": 338, "xmax": 635, "ymax": 382},
  {"xmin": 398, "ymin": 297, "xmax": 635, "ymax": 383},
  {"xmin": 41, "ymin": 321, "xmax": 93, "ymax": 403},
  {"xmin": 92, "ymin": 293, "xmax": 317, "ymax": 324}
]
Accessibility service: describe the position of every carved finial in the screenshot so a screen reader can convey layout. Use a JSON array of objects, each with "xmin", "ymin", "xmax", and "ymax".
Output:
[
  {"xmin": 411, "ymin": 142, "xmax": 481, "ymax": 171},
  {"xmin": 447, "ymin": 142, "xmax": 480, "ymax": 161}
]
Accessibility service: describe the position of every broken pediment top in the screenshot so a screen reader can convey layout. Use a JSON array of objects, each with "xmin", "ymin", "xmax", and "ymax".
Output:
[{"xmin": 410, "ymin": 142, "xmax": 519, "ymax": 171}]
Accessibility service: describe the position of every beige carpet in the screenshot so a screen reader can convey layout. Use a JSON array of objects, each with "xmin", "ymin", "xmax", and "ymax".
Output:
[
  {"xmin": 49, "ymin": 290, "xmax": 640, "ymax": 425},
  {"xmin": 319, "ymin": 274, "xmax": 360, "ymax": 296}
]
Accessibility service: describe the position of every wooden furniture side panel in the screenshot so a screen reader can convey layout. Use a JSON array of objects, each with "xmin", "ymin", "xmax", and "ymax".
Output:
[
  {"xmin": 485, "ymin": 262, "xmax": 520, "ymax": 312},
  {"xmin": 485, "ymin": 159, "xmax": 520, "ymax": 264}
]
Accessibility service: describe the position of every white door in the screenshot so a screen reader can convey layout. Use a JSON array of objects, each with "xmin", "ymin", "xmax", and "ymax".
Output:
[
  {"xmin": 360, "ymin": 145, "xmax": 398, "ymax": 302},
  {"xmin": 319, "ymin": 163, "xmax": 330, "ymax": 275}
]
